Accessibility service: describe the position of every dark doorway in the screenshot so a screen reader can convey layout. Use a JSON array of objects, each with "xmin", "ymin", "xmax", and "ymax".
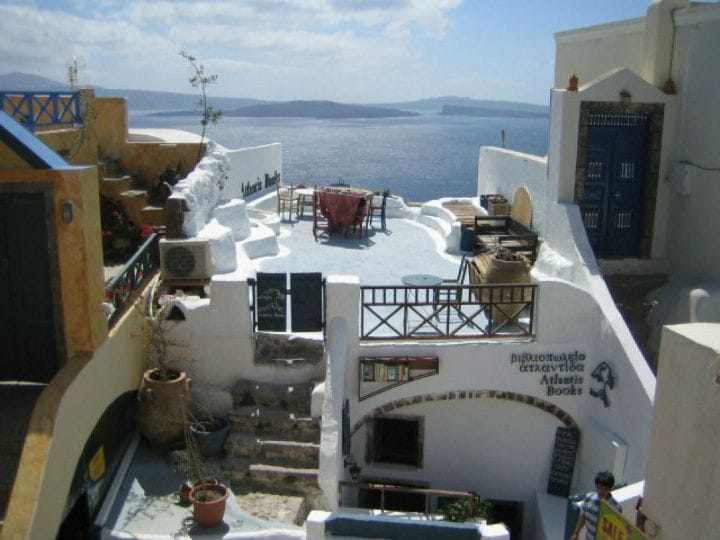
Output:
[
  {"xmin": 0, "ymin": 192, "xmax": 58, "ymax": 382},
  {"xmin": 491, "ymin": 499, "xmax": 523, "ymax": 540},
  {"xmin": 580, "ymin": 114, "xmax": 649, "ymax": 257}
]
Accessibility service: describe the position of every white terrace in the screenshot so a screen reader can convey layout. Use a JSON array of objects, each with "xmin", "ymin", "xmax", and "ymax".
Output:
[{"xmin": 137, "ymin": 138, "xmax": 653, "ymax": 539}]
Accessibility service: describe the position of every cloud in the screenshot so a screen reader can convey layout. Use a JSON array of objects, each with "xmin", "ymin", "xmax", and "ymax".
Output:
[{"xmin": 0, "ymin": 0, "xmax": 462, "ymax": 100}]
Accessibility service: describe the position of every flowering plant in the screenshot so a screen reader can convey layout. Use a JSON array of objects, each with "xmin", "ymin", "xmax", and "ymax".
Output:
[{"xmin": 101, "ymin": 196, "xmax": 154, "ymax": 259}]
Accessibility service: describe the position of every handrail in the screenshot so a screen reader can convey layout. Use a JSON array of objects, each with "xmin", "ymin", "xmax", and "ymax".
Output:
[
  {"xmin": 339, "ymin": 480, "xmax": 474, "ymax": 516},
  {"xmin": 0, "ymin": 91, "xmax": 83, "ymax": 132},
  {"xmin": 105, "ymin": 234, "xmax": 160, "ymax": 328},
  {"xmin": 360, "ymin": 283, "xmax": 537, "ymax": 340}
]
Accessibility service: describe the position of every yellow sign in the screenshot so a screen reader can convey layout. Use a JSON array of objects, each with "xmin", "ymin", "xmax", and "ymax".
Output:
[
  {"xmin": 595, "ymin": 500, "xmax": 648, "ymax": 540},
  {"xmin": 88, "ymin": 446, "xmax": 106, "ymax": 482}
]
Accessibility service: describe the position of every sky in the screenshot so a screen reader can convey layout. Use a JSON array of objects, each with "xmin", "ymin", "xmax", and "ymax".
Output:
[{"xmin": 0, "ymin": 0, "xmax": 656, "ymax": 105}]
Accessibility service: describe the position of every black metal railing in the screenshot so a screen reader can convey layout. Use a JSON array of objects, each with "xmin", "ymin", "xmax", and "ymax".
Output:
[
  {"xmin": 105, "ymin": 234, "xmax": 160, "ymax": 328},
  {"xmin": 360, "ymin": 283, "xmax": 537, "ymax": 340},
  {"xmin": 1, "ymin": 91, "xmax": 82, "ymax": 132}
]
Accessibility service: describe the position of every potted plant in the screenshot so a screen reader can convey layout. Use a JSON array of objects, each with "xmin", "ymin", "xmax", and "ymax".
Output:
[
  {"xmin": 188, "ymin": 415, "xmax": 230, "ymax": 457},
  {"xmin": 470, "ymin": 246, "xmax": 532, "ymax": 326},
  {"xmin": 177, "ymin": 412, "xmax": 229, "ymax": 526},
  {"xmin": 137, "ymin": 299, "xmax": 191, "ymax": 452}
]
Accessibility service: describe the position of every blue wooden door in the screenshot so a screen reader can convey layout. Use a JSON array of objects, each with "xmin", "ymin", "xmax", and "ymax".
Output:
[
  {"xmin": 581, "ymin": 114, "xmax": 648, "ymax": 257},
  {"xmin": 0, "ymin": 192, "xmax": 58, "ymax": 382}
]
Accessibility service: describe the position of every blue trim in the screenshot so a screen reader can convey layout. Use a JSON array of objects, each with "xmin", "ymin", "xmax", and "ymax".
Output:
[
  {"xmin": 325, "ymin": 513, "xmax": 481, "ymax": 539},
  {"xmin": 0, "ymin": 90, "xmax": 82, "ymax": 132}
]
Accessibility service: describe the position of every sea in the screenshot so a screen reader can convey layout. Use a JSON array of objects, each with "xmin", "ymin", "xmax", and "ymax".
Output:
[{"xmin": 129, "ymin": 111, "xmax": 548, "ymax": 203}]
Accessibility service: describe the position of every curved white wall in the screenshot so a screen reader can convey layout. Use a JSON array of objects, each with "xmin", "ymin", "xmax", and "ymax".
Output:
[
  {"xmin": 226, "ymin": 143, "xmax": 282, "ymax": 201},
  {"xmin": 477, "ymin": 147, "xmax": 548, "ymax": 233}
]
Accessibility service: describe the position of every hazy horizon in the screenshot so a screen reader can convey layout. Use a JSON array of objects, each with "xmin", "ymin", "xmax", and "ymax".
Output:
[{"xmin": 1, "ymin": 1, "xmax": 653, "ymax": 105}]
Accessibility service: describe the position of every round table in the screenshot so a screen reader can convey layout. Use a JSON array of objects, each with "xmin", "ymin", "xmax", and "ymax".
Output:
[{"xmin": 401, "ymin": 274, "xmax": 443, "ymax": 287}]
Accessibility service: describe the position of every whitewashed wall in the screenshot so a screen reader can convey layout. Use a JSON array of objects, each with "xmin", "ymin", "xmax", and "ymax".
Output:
[
  {"xmin": 476, "ymin": 147, "xmax": 548, "ymax": 233},
  {"xmin": 554, "ymin": 18, "xmax": 644, "ymax": 90},
  {"xmin": 664, "ymin": 10, "xmax": 720, "ymax": 280},
  {"xmin": 226, "ymin": 143, "xmax": 282, "ymax": 201},
  {"xmin": 642, "ymin": 323, "xmax": 720, "ymax": 540}
]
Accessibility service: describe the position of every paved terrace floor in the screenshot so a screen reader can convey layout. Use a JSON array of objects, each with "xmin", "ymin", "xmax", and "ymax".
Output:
[{"xmin": 247, "ymin": 214, "xmax": 464, "ymax": 284}]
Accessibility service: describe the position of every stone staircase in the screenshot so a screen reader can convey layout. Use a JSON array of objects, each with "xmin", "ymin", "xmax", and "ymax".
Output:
[
  {"xmin": 223, "ymin": 379, "xmax": 321, "ymax": 525},
  {"xmin": 98, "ymin": 159, "xmax": 169, "ymax": 228}
]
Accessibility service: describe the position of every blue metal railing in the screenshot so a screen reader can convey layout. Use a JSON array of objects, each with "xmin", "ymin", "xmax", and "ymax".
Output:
[
  {"xmin": 105, "ymin": 234, "xmax": 160, "ymax": 328},
  {"xmin": 0, "ymin": 91, "xmax": 82, "ymax": 132}
]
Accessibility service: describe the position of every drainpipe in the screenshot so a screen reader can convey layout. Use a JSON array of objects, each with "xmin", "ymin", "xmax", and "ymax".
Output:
[{"xmin": 641, "ymin": 0, "xmax": 688, "ymax": 88}]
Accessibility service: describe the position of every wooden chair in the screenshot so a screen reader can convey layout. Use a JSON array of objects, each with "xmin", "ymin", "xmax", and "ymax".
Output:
[
  {"xmin": 277, "ymin": 183, "xmax": 298, "ymax": 221},
  {"xmin": 312, "ymin": 190, "xmax": 328, "ymax": 240},
  {"xmin": 368, "ymin": 189, "xmax": 389, "ymax": 231},
  {"xmin": 296, "ymin": 185, "xmax": 315, "ymax": 218},
  {"xmin": 434, "ymin": 253, "xmax": 471, "ymax": 322}
]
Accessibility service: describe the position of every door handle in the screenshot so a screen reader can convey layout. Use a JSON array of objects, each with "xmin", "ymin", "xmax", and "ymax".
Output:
[{"xmin": 613, "ymin": 192, "xmax": 622, "ymax": 200}]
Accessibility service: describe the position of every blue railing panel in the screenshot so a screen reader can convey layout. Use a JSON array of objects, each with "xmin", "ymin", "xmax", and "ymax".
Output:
[{"xmin": 0, "ymin": 91, "xmax": 82, "ymax": 132}]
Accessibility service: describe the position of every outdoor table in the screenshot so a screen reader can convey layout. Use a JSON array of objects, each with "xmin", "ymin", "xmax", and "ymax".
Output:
[
  {"xmin": 401, "ymin": 274, "xmax": 443, "ymax": 287},
  {"xmin": 318, "ymin": 186, "xmax": 373, "ymax": 235}
]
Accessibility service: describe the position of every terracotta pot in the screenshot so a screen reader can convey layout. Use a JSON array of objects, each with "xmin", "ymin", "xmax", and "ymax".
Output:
[
  {"xmin": 190, "ymin": 483, "xmax": 228, "ymax": 527},
  {"xmin": 137, "ymin": 368, "xmax": 191, "ymax": 451},
  {"xmin": 472, "ymin": 254, "xmax": 532, "ymax": 326}
]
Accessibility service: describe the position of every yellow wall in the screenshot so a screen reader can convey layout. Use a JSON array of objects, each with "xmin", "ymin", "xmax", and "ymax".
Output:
[
  {"xmin": 0, "ymin": 168, "xmax": 107, "ymax": 357},
  {"xmin": 1, "ymin": 304, "xmax": 146, "ymax": 540},
  {"xmin": 94, "ymin": 97, "xmax": 128, "ymax": 160},
  {"xmin": 121, "ymin": 141, "xmax": 202, "ymax": 188}
]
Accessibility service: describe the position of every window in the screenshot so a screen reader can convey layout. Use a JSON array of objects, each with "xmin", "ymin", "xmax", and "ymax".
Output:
[{"xmin": 369, "ymin": 416, "xmax": 423, "ymax": 467}]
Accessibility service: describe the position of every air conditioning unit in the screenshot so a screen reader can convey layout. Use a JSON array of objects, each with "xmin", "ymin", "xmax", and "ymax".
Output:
[{"xmin": 159, "ymin": 239, "xmax": 212, "ymax": 280}]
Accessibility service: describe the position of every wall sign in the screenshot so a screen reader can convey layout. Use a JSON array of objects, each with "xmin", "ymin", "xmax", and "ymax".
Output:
[
  {"xmin": 547, "ymin": 426, "xmax": 580, "ymax": 497},
  {"xmin": 510, "ymin": 351, "xmax": 586, "ymax": 396}
]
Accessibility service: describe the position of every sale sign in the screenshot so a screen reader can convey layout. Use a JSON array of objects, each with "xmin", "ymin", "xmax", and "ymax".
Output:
[{"xmin": 595, "ymin": 500, "xmax": 648, "ymax": 540}]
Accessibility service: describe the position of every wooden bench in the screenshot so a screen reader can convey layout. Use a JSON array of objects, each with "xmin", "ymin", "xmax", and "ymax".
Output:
[{"xmin": 474, "ymin": 215, "xmax": 539, "ymax": 261}]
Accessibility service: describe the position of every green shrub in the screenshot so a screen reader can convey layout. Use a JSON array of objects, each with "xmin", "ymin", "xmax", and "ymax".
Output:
[{"xmin": 439, "ymin": 494, "xmax": 494, "ymax": 523}]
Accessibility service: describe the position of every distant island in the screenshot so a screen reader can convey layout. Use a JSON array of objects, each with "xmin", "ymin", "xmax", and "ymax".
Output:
[
  {"xmin": 150, "ymin": 100, "xmax": 419, "ymax": 119},
  {"xmin": 440, "ymin": 105, "xmax": 548, "ymax": 119}
]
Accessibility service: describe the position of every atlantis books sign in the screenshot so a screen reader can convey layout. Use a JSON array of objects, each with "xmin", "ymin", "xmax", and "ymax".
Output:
[{"xmin": 510, "ymin": 351, "xmax": 586, "ymax": 396}]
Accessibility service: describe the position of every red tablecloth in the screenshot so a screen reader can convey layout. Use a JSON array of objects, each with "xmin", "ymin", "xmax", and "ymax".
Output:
[{"xmin": 318, "ymin": 188, "xmax": 373, "ymax": 231}]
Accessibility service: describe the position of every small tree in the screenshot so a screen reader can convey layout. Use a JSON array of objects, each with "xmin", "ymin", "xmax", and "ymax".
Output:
[{"xmin": 180, "ymin": 50, "xmax": 222, "ymax": 163}]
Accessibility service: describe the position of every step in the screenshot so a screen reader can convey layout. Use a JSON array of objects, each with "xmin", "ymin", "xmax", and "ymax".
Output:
[
  {"xmin": 228, "ymin": 407, "xmax": 320, "ymax": 443},
  {"xmin": 261, "ymin": 439, "xmax": 319, "ymax": 468},
  {"xmin": 140, "ymin": 205, "xmax": 167, "ymax": 226},
  {"xmin": 119, "ymin": 189, "xmax": 149, "ymax": 226},
  {"xmin": 233, "ymin": 488, "xmax": 308, "ymax": 526},
  {"xmin": 100, "ymin": 175, "xmax": 133, "ymax": 200},
  {"xmin": 251, "ymin": 334, "xmax": 324, "ymax": 367},
  {"xmin": 246, "ymin": 463, "xmax": 319, "ymax": 494},
  {"xmin": 232, "ymin": 380, "xmax": 314, "ymax": 412},
  {"xmin": 225, "ymin": 433, "xmax": 319, "ymax": 467}
]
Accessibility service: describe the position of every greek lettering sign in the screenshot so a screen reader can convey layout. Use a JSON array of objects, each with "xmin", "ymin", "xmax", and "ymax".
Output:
[
  {"xmin": 510, "ymin": 351, "xmax": 586, "ymax": 396},
  {"xmin": 595, "ymin": 500, "xmax": 648, "ymax": 540},
  {"xmin": 547, "ymin": 427, "xmax": 579, "ymax": 497}
]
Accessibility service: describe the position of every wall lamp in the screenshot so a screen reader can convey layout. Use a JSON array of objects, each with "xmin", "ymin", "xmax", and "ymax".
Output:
[
  {"xmin": 61, "ymin": 201, "xmax": 74, "ymax": 224},
  {"xmin": 344, "ymin": 455, "xmax": 362, "ymax": 480}
]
